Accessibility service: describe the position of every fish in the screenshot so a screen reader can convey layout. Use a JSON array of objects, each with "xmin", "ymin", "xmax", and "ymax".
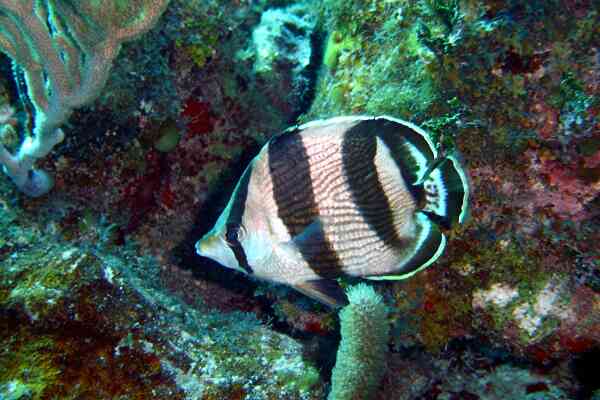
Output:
[{"xmin": 195, "ymin": 116, "xmax": 469, "ymax": 307}]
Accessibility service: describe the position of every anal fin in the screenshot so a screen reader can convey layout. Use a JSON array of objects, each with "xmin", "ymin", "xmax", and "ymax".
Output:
[
  {"xmin": 295, "ymin": 279, "xmax": 348, "ymax": 308},
  {"xmin": 367, "ymin": 212, "xmax": 446, "ymax": 281}
]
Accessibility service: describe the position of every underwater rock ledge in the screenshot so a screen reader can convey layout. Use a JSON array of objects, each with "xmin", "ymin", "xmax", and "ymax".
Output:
[{"xmin": 0, "ymin": 212, "xmax": 324, "ymax": 399}]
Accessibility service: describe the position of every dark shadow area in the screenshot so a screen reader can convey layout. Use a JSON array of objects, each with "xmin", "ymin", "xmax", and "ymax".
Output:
[
  {"xmin": 171, "ymin": 138, "xmax": 262, "ymax": 295},
  {"xmin": 287, "ymin": 26, "xmax": 324, "ymax": 123},
  {"xmin": 0, "ymin": 54, "xmax": 18, "ymax": 100},
  {"xmin": 571, "ymin": 347, "xmax": 600, "ymax": 399},
  {"xmin": 170, "ymin": 133, "xmax": 341, "ymax": 381}
]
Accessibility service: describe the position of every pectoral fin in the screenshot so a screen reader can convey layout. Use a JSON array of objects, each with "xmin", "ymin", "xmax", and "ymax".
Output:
[
  {"xmin": 289, "ymin": 219, "xmax": 326, "ymax": 250},
  {"xmin": 280, "ymin": 219, "xmax": 345, "ymax": 279},
  {"xmin": 295, "ymin": 279, "xmax": 348, "ymax": 308}
]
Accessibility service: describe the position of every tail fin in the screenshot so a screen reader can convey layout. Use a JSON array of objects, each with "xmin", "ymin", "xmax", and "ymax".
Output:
[{"xmin": 371, "ymin": 116, "xmax": 470, "ymax": 229}]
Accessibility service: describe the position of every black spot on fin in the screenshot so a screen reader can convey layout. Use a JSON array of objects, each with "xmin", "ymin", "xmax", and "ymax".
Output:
[
  {"xmin": 295, "ymin": 279, "xmax": 348, "ymax": 308},
  {"xmin": 367, "ymin": 213, "xmax": 446, "ymax": 281},
  {"xmin": 418, "ymin": 153, "xmax": 470, "ymax": 228}
]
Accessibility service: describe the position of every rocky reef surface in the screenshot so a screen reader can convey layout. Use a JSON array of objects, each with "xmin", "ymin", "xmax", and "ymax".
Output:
[
  {"xmin": 1, "ymin": 0, "xmax": 599, "ymax": 399},
  {"xmin": 0, "ymin": 198, "xmax": 323, "ymax": 399}
]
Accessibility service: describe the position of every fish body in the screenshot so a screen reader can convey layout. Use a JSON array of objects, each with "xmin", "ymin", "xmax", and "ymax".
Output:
[{"xmin": 196, "ymin": 116, "xmax": 469, "ymax": 307}]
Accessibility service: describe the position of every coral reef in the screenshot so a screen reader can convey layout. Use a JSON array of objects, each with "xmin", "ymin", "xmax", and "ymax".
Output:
[
  {"xmin": 1, "ymin": 0, "xmax": 599, "ymax": 398},
  {"xmin": 328, "ymin": 284, "xmax": 389, "ymax": 400},
  {"xmin": 0, "ymin": 197, "xmax": 324, "ymax": 399},
  {"xmin": 243, "ymin": 3, "xmax": 318, "ymax": 119},
  {"xmin": 309, "ymin": 0, "xmax": 599, "ymax": 366},
  {"xmin": 380, "ymin": 349, "xmax": 571, "ymax": 400}
]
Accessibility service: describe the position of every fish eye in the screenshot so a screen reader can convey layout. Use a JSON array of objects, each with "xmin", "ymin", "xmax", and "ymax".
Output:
[{"xmin": 224, "ymin": 223, "xmax": 246, "ymax": 246}]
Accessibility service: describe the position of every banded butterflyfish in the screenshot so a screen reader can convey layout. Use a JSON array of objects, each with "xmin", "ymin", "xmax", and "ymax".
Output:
[{"xmin": 196, "ymin": 116, "xmax": 469, "ymax": 307}]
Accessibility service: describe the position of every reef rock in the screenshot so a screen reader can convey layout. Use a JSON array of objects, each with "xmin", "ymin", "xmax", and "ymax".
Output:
[
  {"xmin": 0, "ymin": 204, "xmax": 323, "ymax": 400},
  {"xmin": 243, "ymin": 3, "xmax": 318, "ymax": 119}
]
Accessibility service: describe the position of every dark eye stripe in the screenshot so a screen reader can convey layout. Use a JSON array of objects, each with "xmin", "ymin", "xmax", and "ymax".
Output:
[
  {"xmin": 226, "ymin": 223, "xmax": 253, "ymax": 274},
  {"xmin": 224, "ymin": 160, "xmax": 254, "ymax": 274}
]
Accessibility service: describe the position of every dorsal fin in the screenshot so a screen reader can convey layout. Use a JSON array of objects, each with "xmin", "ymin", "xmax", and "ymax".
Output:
[
  {"xmin": 418, "ymin": 153, "xmax": 470, "ymax": 227},
  {"xmin": 365, "ymin": 116, "xmax": 469, "ymax": 228}
]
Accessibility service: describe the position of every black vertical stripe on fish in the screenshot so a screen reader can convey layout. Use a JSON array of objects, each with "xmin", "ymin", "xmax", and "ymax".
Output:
[
  {"xmin": 372, "ymin": 117, "xmax": 469, "ymax": 227},
  {"xmin": 225, "ymin": 223, "xmax": 253, "ymax": 274},
  {"xmin": 369, "ymin": 117, "xmax": 469, "ymax": 228},
  {"xmin": 227, "ymin": 162, "xmax": 254, "ymax": 226},
  {"xmin": 341, "ymin": 123, "xmax": 406, "ymax": 251},
  {"xmin": 268, "ymin": 130, "xmax": 344, "ymax": 278},
  {"xmin": 226, "ymin": 163, "xmax": 254, "ymax": 274},
  {"xmin": 370, "ymin": 117, "xmax": 436, "ymax": 204},
  {"xmin": 394, "ymin": 215, "xmax": 444, "ymax": 274},
  {"xmin": 367, "ymin": 214, "xmax": 446, "ymax": 279},
  {"xmin": 420, "ymin": 210, "xmax": 451, "ymax": 230}
]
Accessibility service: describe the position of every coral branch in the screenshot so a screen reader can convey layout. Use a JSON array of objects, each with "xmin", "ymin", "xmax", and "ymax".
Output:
[
  {"xmin": 328, "ymin": 284, "xmax": 389, "ymax": 400},
  {"xmin": 0, "ymin": 0, "xmax": 170, "ymax": 196}
]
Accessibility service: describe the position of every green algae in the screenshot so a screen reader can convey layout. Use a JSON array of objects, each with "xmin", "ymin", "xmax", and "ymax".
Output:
[
  {"xmin": 578, "ymin": 137, "xmax": 600, "ymax": 157},
  {"xmin": 307, "ymin": 0, "xmax": 443, "ymax": 120},
  {"xmin": 3, "ymin": 247, "xmax": 100, "ymax": 322},
  {"xmin": 310, "ymin": 0, "xmax": 600, "ymax": 167},
  {"xmin": 0, "ymin": 191, "xmax": 325, "ymax": 399},
  {"xmin": 0, "ymin": 329, "xmax": 60, "ymax": 399},
  {"xmin": 208, "ymin": 142, "xmax": 244, "ymax": 160},
  {"xmin": 323, "ymin": 31, "xmax": 359, "ymax": 72},
  {"xmin": 155, "ymin": 120, "xmax": 182, "ymax": 152},
  {"xmin": 173, "ymin": 5, "xmax": 222, "ymax": 69}
]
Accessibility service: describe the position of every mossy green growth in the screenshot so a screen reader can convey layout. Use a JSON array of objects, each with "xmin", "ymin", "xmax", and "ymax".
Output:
[
  {"xmin": 208, "ymin": 142, "xmax": 244, "ymax": 160},
  {"xmin": 291, "ymin": 365, "xmax": 321, "ymax": 393},
  {"xmin": 417, "ymin": 290, "xmax": 473, "ymax": 352},
  {"xmin": 185, "ymin": 42, "xmax": 217, "ymax": 68},
  {"xmin": 5, "ymin": 248, "xmax": 100, "ymax": 321},
  {"xmin": 578, "ymin": 137, "xmax": 600, "ymax": 157},
  {"xmin": 323, "ymin": 31, "xmax": 358, "ymax": 72},
  {"xmin": 0, "ymin": 328, "xmax": 60, "ymax": 399},
  {"xmin": 154, "ymin": 119, "xmax": 181, "ymax": 152},
  {"xmin": 175, "ymin": 14, "xmax": 220, "ymax": 69},
  {"xmin": 547, "ymin": 72, "xmax": 595, "ymax": 111},
  {"xmin": 308, "ymin": 1, "xmax": 441, "ymax": 120},
  {"xmin": 200, "ymin": 161, "xmax": 226, "ymax": 194},
  {"xmin": 328, "ymin": 284, "xmax": 389, "ymax": 400}
]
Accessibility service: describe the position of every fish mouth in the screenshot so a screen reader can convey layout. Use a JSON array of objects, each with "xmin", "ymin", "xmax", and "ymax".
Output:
[{"xmin": 195, "ymin": 240, "xmax": 203, "ymax": 255}]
